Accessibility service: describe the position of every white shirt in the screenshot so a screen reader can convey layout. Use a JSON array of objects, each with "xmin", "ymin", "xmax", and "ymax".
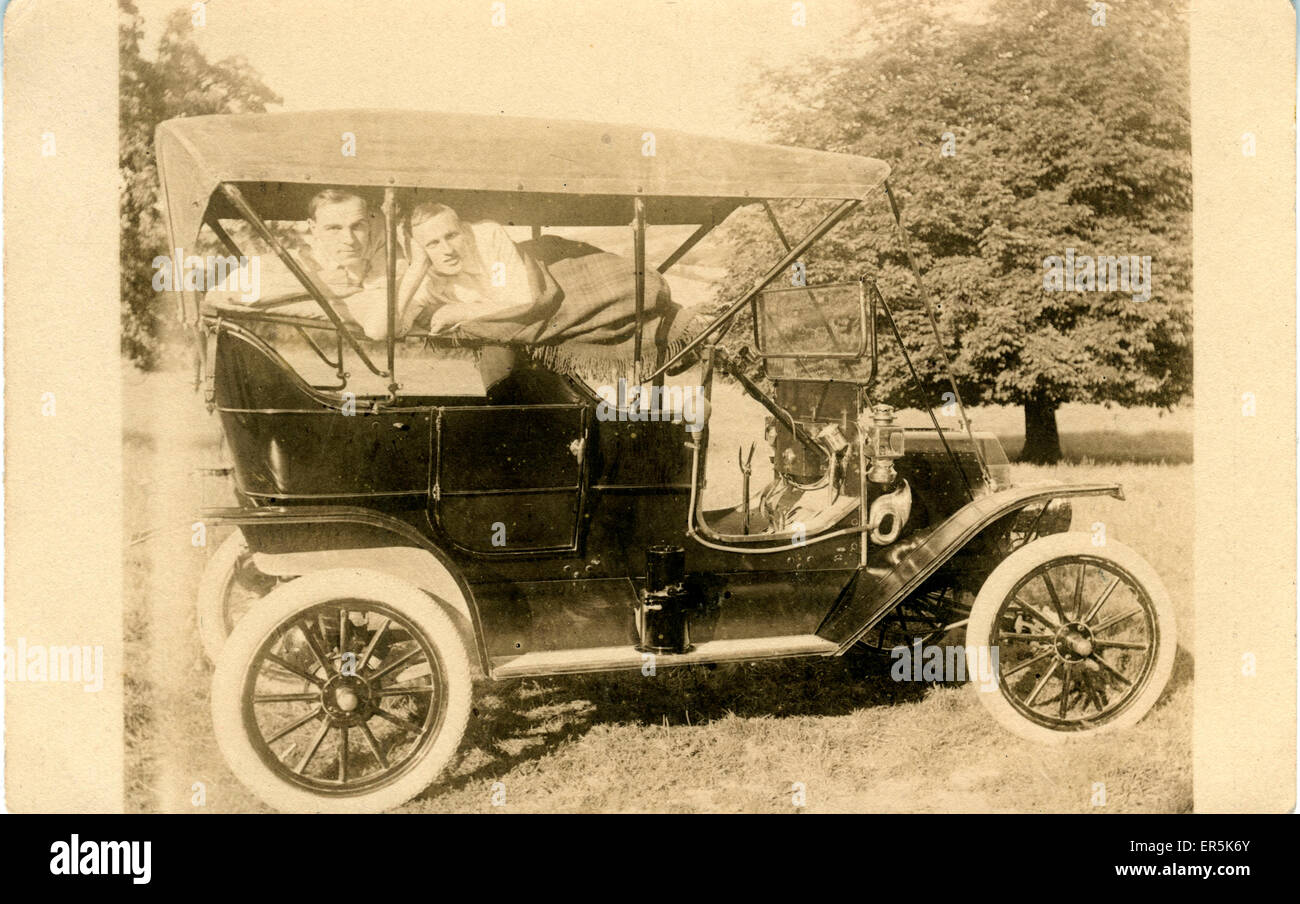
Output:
[
  {"xmin": 207, "ymin": 232, "xmax": 402, "ymax": 304},
  {"xmin": 299, "ymin": 236, "xmax": 398, "ymax": 295},
  {"xmin": 409, "ymin": 221, "xmax": 535, "ymax": 330}
]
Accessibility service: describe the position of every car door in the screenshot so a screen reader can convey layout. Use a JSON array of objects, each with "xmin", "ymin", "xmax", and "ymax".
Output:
[{"xmin": 432, "ymin": 404, "xmax": 590, "ymax": 554}]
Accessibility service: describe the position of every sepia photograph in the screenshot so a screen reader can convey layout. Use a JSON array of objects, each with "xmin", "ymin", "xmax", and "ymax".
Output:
[
  {"xmin": 3, "ymin": 0, "xmax": 1293, "ymax": 834},
  {"xmin": 113, "ymin": 0, "xmax": 1197, "ymax": 814}
]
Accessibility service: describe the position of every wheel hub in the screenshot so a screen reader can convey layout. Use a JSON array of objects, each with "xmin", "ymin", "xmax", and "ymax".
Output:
[
  {"xmin": 1054, "ymin": 622, "xmax": 1094, "ymax": 661},
  {"xmin": 321, "ymin": 675, "xmax": 373, "ymax": 723}
]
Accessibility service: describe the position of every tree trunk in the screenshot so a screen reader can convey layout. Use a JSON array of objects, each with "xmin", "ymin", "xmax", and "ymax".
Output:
[{"xmin": 1020, "ymin": 396, "xmax": 1062, "ymax": 464}]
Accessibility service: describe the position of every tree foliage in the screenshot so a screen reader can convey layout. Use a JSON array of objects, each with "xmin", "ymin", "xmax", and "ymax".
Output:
[
  {"xmin": 120, "ymin": 0, "xmax": 281, "ymax": 369},
  {"xmin": 721, "ymin": 0, "xmax": 1191, "ymax": 461}
]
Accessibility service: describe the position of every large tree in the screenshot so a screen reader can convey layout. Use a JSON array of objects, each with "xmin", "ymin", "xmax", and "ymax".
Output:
[
  {"xmin": 722, "ymin": 0, "xmax": 1191, "ymax": 462},
  {"xmin": 120, "ymin": 0, "xmax": 281, "ymax": 369}
]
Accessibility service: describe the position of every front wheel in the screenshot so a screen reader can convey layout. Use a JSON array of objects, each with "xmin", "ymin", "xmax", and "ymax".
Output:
[
  {"xmin": 965, "ymin": 532, "xmax": 1176, "ymax": 743},
  {"xmin": 211, "ymin": 568, "xmax": 472, "ymax": 812}
]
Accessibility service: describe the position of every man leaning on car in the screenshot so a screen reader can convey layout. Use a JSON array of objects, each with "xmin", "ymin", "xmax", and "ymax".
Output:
[{"xmin": 206, "ymin": 187, "xmax": 405, "ymax": 337}]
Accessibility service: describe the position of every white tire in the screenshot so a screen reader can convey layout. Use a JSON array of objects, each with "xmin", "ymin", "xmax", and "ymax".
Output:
[
  {"xmin": 211, "ymin": 568, "xmax": 472, "ymax": 813},
  {"xmin": 965, "ymin": 532, "xmax": 1177, "ymax": 743},
  {"xmin": 197, "ymin": 529, "xmax": 273, "ymax": 662}
]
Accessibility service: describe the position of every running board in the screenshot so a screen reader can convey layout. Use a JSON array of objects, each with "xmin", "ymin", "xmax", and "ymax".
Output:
[{"xmin": 490, "ymin": 634, "xmax": 838, "ymax": 679}]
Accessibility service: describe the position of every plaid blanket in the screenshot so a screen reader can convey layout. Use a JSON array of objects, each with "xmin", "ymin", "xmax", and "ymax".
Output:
[{"xmin": 437, "ymin": 236, "xmax": 706, "ymax": 376}]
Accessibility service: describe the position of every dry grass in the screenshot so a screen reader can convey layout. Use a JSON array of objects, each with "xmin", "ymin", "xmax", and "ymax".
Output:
[{"xmin": 123, "ymin": 366, "xmax": 1192, "ymax": 813}]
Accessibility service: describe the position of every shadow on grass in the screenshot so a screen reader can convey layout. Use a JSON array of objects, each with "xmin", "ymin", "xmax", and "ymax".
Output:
[
  {"xmin": 419, "ymin": 641, "xmax": 1197, "ymax": 801},
  {"xmin": 1164, "ymin": 644, "xmax": 1195, "ymax": 699},
  {"xmin": 1001, "ymin": 430, "xmax": 1192, "ymax": 465},
  {"xmin": 420, "ymin": 655, "xmax": 931, "ymax": 798}
]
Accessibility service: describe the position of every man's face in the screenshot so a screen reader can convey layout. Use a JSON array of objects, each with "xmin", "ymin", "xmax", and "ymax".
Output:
[
  {"xmin": 413, "ymin": 209, "xmax": 470, "ymax": 277},
  {"xmin": 310, "ymin": 197, "xmax": 374, "ymax": 268}
]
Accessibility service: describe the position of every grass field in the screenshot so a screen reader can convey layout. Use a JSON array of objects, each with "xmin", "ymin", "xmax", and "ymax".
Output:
[{"xmin": 123, "ymin": 363, "xmax": 1192, "ymax": 813}]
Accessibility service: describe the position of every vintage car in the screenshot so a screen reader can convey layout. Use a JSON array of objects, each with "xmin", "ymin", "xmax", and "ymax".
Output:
[{"xmin": 155, "ymin": 110, "xmax": 1177, "ymax": 812}]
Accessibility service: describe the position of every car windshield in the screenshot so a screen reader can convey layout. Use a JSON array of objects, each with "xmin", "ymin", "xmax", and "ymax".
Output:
[{"xmin": 754, "ymin": 281, "xmax": 874, "ymax": 382}]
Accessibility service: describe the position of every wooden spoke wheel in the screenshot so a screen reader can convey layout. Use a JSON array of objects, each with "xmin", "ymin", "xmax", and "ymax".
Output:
[
  {"xmin": 966, "ymin": 533, "xmax": 1176, "ymax": 742},
  {"xmin": 211, "ymin": 569, "xmax": 472, "ymax": 812}
]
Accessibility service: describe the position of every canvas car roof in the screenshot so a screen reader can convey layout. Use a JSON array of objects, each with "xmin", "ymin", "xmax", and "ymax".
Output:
[{"xmin": 155, "ymin": 109, "xmax": 890, "ymax": 243}]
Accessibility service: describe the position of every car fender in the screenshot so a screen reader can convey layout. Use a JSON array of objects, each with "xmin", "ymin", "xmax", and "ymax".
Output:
[
  {"xmin": 815, "ymin": 483, "xmax": 1123, "ymax": 651},
  {"xmin": 199, "ymin": 506, "xmax": 489, "ymax": 675}
]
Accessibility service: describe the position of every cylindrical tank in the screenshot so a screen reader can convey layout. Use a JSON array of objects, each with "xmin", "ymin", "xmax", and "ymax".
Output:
[{"xmin": 638, "ymin": 545, "xmax": 693, "ymax": 654}]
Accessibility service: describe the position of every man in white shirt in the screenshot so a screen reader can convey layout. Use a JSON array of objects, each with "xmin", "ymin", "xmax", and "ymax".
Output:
[
  {"xmin": 393, "ymin": 201, "xmax": 702, "ymax": 387},
  {"xmin": 206, "ymin": 188, "xmax": 403, "ymax": 339},
  {"xmin": 299, "ymin": 189, "xmax": 405, "ymax": 339},
  {"xmin": 391, "ymin": 202, "xmax": 538, "ymax": 387},
  {"xmin": 396, "ymin": 202, "xmax": 535, "ymax": 336},
  {"xmin": 300, "ymin": 188, "xmax": 392, "ymax": 293}
]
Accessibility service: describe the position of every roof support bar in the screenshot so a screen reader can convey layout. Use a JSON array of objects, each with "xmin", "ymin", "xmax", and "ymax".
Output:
[
  {"xmin": 204, "ymin": 214, "xmax": 243, "ymax": 259},
  {"xmin": 876, "ymin": 292, "xmax": 975, "ymax": 502},
  {"xmin": 761, "ymin": 201, "xmax": 792, "ymax": 248},
  {"xmin": 185, "ymin": 214, "xmax": 249, "ymax": 328},
  {"xmin": 656, "ymin": 221, "xmax": 712, "ymax": 274},
  {"xmin": 218, "ymin": 182, "xmax": 389, "ymax": 379},
  {"xmin": 657, "ymin": 203, "xmax": 734, "ymax": 273},
  {"xmin": 632, "ymin": 196, "xmax": 647, "ymax": 381},
  {"xmin": 645, "ymin": 198, "xmax": 861, "ymax": 383},
  {"xmin": 882, "ymin": 181, "xmax": 989, "ymax": 483},
  {"xmin": 382, "ymin": 187, "xmax": 399, "ymax": 400}
]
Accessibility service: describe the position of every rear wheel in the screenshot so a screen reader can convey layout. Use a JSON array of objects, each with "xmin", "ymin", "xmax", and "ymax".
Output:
[
  {"xmin": 197, "ymin": 529, "xmax": 277, "ymax": 662},
  {"xmin": 211, "ymin": 568, "xmax": 472, "ymax": 812},
  {"xmin": 966, "ymin": 532, "xmax": 1176, "ymax": 743}
]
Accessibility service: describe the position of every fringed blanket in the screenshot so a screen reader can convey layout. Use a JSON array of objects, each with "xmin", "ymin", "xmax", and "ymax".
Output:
[{"xmin": 430, "ymin": 236, "xmax": 708, "ymax": 382}]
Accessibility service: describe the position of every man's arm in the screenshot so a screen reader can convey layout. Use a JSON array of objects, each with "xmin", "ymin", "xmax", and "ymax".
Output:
[
  {"xmin": 478, "ymin": 222, "xmax": 536, "ymax": 311},
  {"xmin": 205, "ymin": 254, "xmax": 304, "ymax": 306},
  {"xmin": 340, "ymin": 287, "xmax": 394, "ymax": 340},
  {"xmin": 394, "ymin": 250, "xmax": 432, "ymax": 335}
]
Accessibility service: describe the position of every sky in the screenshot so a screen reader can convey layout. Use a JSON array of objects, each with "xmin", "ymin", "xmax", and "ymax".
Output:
[{"xmin": 135, "ymin": 0, "xmax": 873, "ymax": 142}]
